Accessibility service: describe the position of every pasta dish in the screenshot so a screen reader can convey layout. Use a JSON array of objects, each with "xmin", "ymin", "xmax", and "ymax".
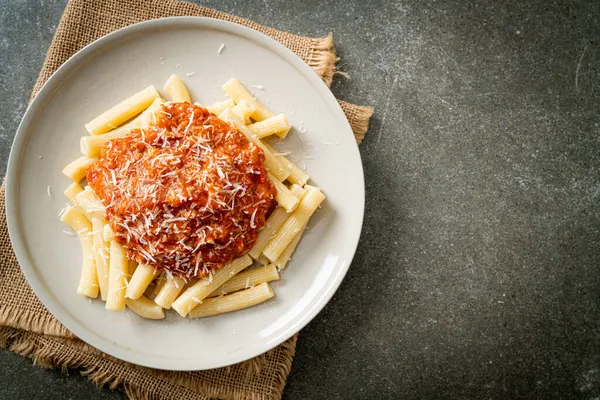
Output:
[{"xmin": 60, "ymin": 75, "xmax": 325, "ymax": 320}]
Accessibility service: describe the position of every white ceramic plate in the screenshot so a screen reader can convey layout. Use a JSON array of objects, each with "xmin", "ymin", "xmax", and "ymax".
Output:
[{"xmin": 6, "ymin": 17, "xmax": 364, "ymax": 370}]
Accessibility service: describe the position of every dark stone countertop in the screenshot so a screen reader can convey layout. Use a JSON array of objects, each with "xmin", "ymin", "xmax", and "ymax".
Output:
[{"xmin": 2, "ymin": 0, "xmax": 600, "ymax": 399}]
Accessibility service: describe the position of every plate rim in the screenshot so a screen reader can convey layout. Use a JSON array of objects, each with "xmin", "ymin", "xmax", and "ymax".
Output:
[{"xmin": 6, "ymin": 16, "xmax": 365, "ymax": 370}]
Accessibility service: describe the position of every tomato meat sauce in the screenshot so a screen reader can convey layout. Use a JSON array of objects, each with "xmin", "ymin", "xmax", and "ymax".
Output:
[{"xmin": 87, "ymin": 102, "xmax": 275, "ymax": 280}]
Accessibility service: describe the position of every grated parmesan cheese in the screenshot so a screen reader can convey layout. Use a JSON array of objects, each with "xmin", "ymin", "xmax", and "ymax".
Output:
[{"xmin": 86, "ymin": 102, "xmax": 275, "ymax": 280}]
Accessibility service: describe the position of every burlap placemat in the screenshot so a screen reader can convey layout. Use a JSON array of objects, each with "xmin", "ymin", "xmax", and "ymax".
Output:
[{"xmin": 0, "ymin": 0, "xmax": 374, "ymax": 399}]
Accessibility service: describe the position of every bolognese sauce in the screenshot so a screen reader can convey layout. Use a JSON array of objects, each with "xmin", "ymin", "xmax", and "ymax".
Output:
[{"xmin": 87, "ymin": 102, "xmax": 275, "ymax": 280}]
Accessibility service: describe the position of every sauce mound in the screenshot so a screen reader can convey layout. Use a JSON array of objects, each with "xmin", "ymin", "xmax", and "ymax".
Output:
[{"xmin": 87, "ymin": 102, "xmax": 275, "ymax": 279}]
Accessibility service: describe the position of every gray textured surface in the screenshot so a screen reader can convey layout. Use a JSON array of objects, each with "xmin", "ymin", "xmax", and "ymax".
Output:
[{"xmin": 1, "ymin": 0, "xmax": 600, "ymax": 399}]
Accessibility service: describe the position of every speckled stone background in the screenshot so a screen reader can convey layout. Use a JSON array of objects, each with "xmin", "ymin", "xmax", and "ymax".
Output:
[{"xmin": 2, "ymin": 0, "xmax": 600, "ymax": 399}]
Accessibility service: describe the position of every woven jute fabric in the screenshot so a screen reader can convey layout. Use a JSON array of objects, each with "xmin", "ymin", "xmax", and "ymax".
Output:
[{"xmin": 0, "ymin": 0, "xmax": 374, "ymax": 399}]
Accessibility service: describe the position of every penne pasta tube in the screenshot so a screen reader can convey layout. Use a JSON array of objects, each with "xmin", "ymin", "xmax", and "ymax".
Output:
[
  {"xmin": 74, "ymin": 187, "xmax": 106, "ymax": 220},
  {"xmin": 288, "ymin": 183, "xmax": 308, "ymax": 199},
  {"xmin": 143, "ymin": 282, "xmax": 156, "ymax": 298},
  {"xmin": 222, "ymin": 78, "xmax": 274, "ymax": 121},
  {"xmin": 64, "ymin": 182, "xmax": 84, "ymax": 204},
  {"xmin": 257, "ymin": 254, "xmax": 270, "ymax": 266},
  {"xmin": 126, "ymin": 264, "xmax": 157, "ymax": 300},
  {"xmin": 208, "ymin": 264, "xmax": 280, "ymax": 297},
  {"xmin": 163, "ymin": 74, "xmax": 191, "ymax": 103},
  {"xmin": 106, "ymin": 240, "xmax": 128, "ymax": 311},
  {"xmin": 189, "ymin": 283, "xmax": 274, "ymax": 319},
  {"xmin": 62, "ymin": 156, "xmax": 97, "ymax": 182},
  {"xmin": 171, "ymin": 255, "xmax": 253, "ymax": 317},
  {"xmin": 137, "ymin": 97, "xmax": 166, "ymax": 127},
  {"xmin": 77, "ymin": 241, "xmax": 98, "ymax": 298},
  {"xmin": 248, "ymin": 114, "xmax": 291, "ymax": 139},
  {"xmin": 205, "ymin": 98, "xmax": 235, "ymax": 115},
  {"xmin": 249, "ymin": 207, "xmax": 288, "ymax": 259},
  {"xmin": 128, "ymin": 259, "xmax": 138, "ymax": 275},
  {"xmin": 262, "ymin": 142, "xmax": 309, "ymax": 186},
  {"xmin": 219, "ymin": 109, "xmax": 290, "ymax": 182},
  {"xmin": 81, "ymin": 98, "xmax": 165, "ymax": 157},
  {"xmin": 154, "ymin": 274, "xmax": 186, "ymax": 309},
  {"xmin": 231, "ymin": 99, "xmax": 256, "ymax": 124},
  {"xmin": 81, "ymin": 125, "xmax": 130, "ymax": 157},
  {"xmin": 60, "ymin": 206, "xmax": 91, "ymax": 234},
  {"xmin": 102, "ymin": 223, "xmax": 115, "ymax": 242},
  {"xmin": 152, "ymin": 272, "xmax": 166, "ymax": 297},
  {"xmin": 182, "ymin": 279, "xmax": 197, "ymax": 292},
  {"xmin": 282, "ymin": 157, "xmax": 310, "ymax": 186},
  {"xmin": 91, "ymin": 217, "xmax": 110, "ymax": 300},
  {"xmin": 269, "ymin": 173, "xmax": 299, "ymax": 213},
  {"xmin": 263, "ymin": 185, "xmax": 325, "ymax": 262},
  {"xmin": 274, "ymin": 224, "xmax": 306, "ymax": 270},
  {"xmin": 60, "ymin": 207, "xmax": 99, "ymax": 298},
  {"xmin": 126, "ymin": 295, "xmax": 165, "ymax": 320},
  {"xmin": 85, "ymin": 85, "xmax": 160, "ymax": 135},
  {"xmin": 249, "ymin": 184, "xmax": 307, "ymax": 259}
]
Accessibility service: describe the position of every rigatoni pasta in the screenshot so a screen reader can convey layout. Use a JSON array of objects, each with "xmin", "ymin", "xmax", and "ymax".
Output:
[
  {"xmin": 249, "ymin": 184, "xmax": 307, "ymax": 260},
  {"xmin": 171, "ymin": 255, "xmax": 253, "ymax": 317},
  {"xmin": 263, "ymin": 142, "xmax": 309, "ymax": 186},
  {"xmin": 205, "ymin": 98, "xmax": 235, "ymax": 115},
  {"xmin": 248, "ymin": 207, "xmax": 289, "ymax": 260},
  {"xmin": 209, "ymin": 264, "xmax": 280, "ymax": 297},
  {"xmin": 189, "ymin": 283, "xmax": 274, "ymax": 319},
  {"xmin": 91, "ymin": 217, "xmax": 110, "ymax": 301},
  {"xmin": 218, "ymin": 109, "xmax": 290, "ymax": 181},
  {"xmin": 154, "ymin": 274, "xmax": 186, "ymax": 309},
  {"xmin": 263, "ymin": 185, "xmax": 325, "ymax": 262},
  {"xmin": 80, "ymin": 98, "xmax": 165, "ymax": 157},
  {"xmin": 74, "ymin": 187, "xmax": 106, "ymax": 219},
  {"xmin": 102, "ymin": 223, "xmax": 115, "ymax": 242},
  {"xmin": 274, "ymin": 226, "xmax": 305, "ymax": 270},
  {"xmin": 105, "ymin": 240, "xmax": 128, "ymax": 311},
  {"xmin": 63, "ymin": 182, "xmax": 84, "ymax": 204},
  {"xmin": 163, "ymin": 74, "xmax": 191, "ymax": 103},
  {"xmin": 62, "ymin": 156, "xmax": 97, "ymax": 182},
  {"xmin": 60, "ymin": 207, "xmax": 99, "ymax": 298},
  {"xmin": 222, "ymin": 78, "xmax": 274, "ymax": 121},
  {"xmin": 248, "ymin": 114, "xmax": 291, "ymax": 139},
  {"xmin": 268, "ymin": 173, "xmax": 299, "ymax": 213},
  {"xmin": 231, "ymin": 99, "xmax": 256, "ymax": 123},
  {"xmin": 126, "ymin": 263, "xmax": 157, "ymax": 300},
  {"xmin": 126, "ymin": 296, "xmax": 165, "ymax": 320},
  {"xmin": 60, "ymin": 75, "xmax": 326, "ymax": 320},
  {"xmin": 85, "ymin": 85, "xmax": 160, "ymax": 135}
]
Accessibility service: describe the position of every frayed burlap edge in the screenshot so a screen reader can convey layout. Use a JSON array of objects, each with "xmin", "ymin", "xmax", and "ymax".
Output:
[
  {"xmin": 0, "ymin": 326, "xmax": 298, "ymax": 400},
  {"xmin": 309, "ymin": 33, "xmax": 336, "ymax": 87},
  {"xmin": 0, "ymin": 305, "xmax": 73, "ymax": 338},
  {"xmin": 339, "ymin": 101, "xmax": 375, "ymax": 144},
  {"xmin": 169, "ymin": 335, "xmax": 298, "ymax": 400},
  {"xmin": 0, "ymin": 327, "xmax": 206, "ymax": 399}
]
